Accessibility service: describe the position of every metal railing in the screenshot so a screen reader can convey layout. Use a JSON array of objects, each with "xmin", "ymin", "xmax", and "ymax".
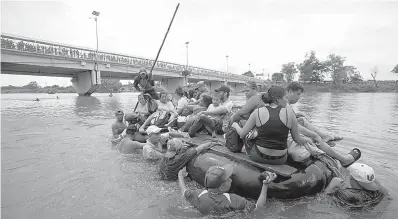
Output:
[{"xmin": 1, "ymin": 34, "xmax": 264, "ymax": 83}]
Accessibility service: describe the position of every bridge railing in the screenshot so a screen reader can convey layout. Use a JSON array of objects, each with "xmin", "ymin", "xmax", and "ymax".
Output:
[{"xmin": 1, "ymin": 34, "xmax": 263, "ymax": 83}]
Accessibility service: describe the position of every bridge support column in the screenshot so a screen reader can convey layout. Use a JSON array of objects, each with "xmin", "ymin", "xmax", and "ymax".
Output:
[
  {"xmin": 161, "ymin": 78, "xmax": 185, "ymax": 93},
  {"xmin": 71, "ymin": 70, "xmax": 101, "ymax": 96},
  {"xmin": 229, "ymin": 83, "xmax": 246, "ymax": 93}
]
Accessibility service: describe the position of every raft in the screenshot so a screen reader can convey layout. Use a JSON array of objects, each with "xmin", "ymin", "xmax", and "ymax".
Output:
[{"xmin": 183, "ymin": 135, "xmax": 337, "ymax": 200}]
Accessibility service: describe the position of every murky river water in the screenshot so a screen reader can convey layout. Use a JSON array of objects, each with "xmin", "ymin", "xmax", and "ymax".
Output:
[{"xmin": 1, "ymin": 92, "xmax": 398, "ymax": 219}]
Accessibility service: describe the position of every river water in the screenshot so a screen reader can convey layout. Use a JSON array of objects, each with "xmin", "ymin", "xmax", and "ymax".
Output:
[{"xmin": 1, "ymin": 92, "xmax": 397, "ymax": 219}]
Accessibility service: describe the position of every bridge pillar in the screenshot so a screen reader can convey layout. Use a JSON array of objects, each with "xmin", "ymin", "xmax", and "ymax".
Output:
[
  {"xmin": 71, "ymin": 70, "xmax": 101, "ymax": 96},
  {"xmin": 161, "ymin": 78, "xmax": 185, "ymax": 93}
]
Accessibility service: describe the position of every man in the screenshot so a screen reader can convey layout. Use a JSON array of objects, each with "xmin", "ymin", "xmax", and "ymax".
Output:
[
  {"xmin": 178, "ymin": 164, "xmax": 277, "ymax": 215},
  {"xmin": 229, "ymin": 81, "xmax": 265, "ymax": 124},
  {"xmin": 142, "ymin": 126, "xmax": 167, "ymax": 160},
  {"xmin": 189, "ymin": 81, "xmax": 209, "ymax": 105},
  {"xmin": 159, "ymin": 138, "xmax": 215, "ymax": 180},
  {"xmin": 286, "ymin": 82, "xmax": 343, "ymax": 145},
  {"xmin": 188, "ymin": 85, "xmax": 233, "ymax": 137},
  {"xmin": 117, "ymin": 124, "xmax": 146, "ymax": 154},
  {"xmin": 133, "ymin": 67, "xmax": 159, "ymax": 100},
  {"xmin": 324, "ymin": 163, "xmax": 386, "ymax": 209},
  {"xmin": 111, "ymin": 110, "xmax": 127, "ymax": 148}
]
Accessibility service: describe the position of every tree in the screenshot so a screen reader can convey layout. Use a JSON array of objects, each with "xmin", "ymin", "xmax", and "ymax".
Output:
[
  {"xmin": 271, "ymin": 73, "xmax": 284, "ymax": 82},
  {"xmin": 392, "ymin": 64, "xmax": 398, "ymax": 74},
  {"xmin": 370, "ymin": 66, "xmax": 379, "ymax": 88},
  {"xmin": 23, "ymin": 81, "xmax": 40, "ymax": 89},
  {"xmin": 281, "ymin": 62, "xmax": 297, "ymax": 82},
  {"xmin": 100, "ymin": 79, "xmax": 123, "ymax": 92},
  {"xmin": 349, "ymin": 72, "xmax": 363, "ymax": 83},
  {"xmin": 297, "ymin": 51, "xmax": 325, "ymax": 82},
  {"xmin": 324, "ymin": 54, "xmax": 348, "ymax": 84},
  {"xmin": 242, "ymin": 71, "xmax": 254, "ymax": 77}
]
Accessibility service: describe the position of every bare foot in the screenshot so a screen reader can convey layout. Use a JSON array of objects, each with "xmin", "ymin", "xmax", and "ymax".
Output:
[{"xmin": 212, "ymin": 132, "xmax": 217, "ymax": 138}]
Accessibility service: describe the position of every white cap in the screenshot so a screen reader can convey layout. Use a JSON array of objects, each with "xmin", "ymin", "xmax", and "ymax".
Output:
[
  {"xmin": 348, "ymin": 163, "xmax": 379, "ymax": 191},
  {"xmin": 146, "ymin": 125, "xmax": 162, "ymax": 135}
]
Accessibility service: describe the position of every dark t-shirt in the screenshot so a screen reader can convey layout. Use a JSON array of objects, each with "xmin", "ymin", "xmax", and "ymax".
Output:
[
  {"xmin": 334, "ymin": 187, "xmax": 385, "ymax": 209},
  {"xmin": 184, "ymin": 189, "xmax": 255, "ymax": 215},
  {"xmin": 159, "ymin": 147, "xmax": 197, "ymax": 180}
]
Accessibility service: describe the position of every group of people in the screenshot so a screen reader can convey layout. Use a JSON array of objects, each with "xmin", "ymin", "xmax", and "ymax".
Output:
[{"xmin": 109, "ymin": 67, "xmax": 385, "ymax": 215}]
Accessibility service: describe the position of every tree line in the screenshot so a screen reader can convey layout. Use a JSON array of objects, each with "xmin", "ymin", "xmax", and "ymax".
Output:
[{"xmin": 242, "ymin": 51, "xmax": 398, "ymax": 85}]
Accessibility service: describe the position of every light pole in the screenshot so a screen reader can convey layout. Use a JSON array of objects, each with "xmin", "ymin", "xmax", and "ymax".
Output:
[
  {"xmin": 185, "ymin": 41, "xmax": 189, "ymax": 69},
  {"xmin": 88, "ymin": 10, "xmax": 100, "ymax": 96},
  {"xmin": 226, "ymin": 55, "xmax": 229, "ymax": 84},
  {"xmin": 91, "ymin": 11, "xmax": 100, "ymax": 57},
  {"xmin": 249, "ymin": 63, "xmax": 251, "ymax": 71}
]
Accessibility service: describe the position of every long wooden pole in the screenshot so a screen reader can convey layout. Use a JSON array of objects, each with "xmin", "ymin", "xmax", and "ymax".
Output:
[{"xmin": 134, "ymin": 3, "xmax": 180, "ymax": 112}]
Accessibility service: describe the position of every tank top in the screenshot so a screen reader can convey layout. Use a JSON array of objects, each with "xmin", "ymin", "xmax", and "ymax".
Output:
[{"xmin": 255, "ymin": 106, "xmax": 289, "ymax": 151}]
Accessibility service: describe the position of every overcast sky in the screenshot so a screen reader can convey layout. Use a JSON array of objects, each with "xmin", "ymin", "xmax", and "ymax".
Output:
[{"xmin": 1, "ymin": 0, "xmax": 398, "ymax": 86}]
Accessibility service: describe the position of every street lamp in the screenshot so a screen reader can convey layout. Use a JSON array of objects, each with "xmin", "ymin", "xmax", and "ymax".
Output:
[
  {"xmin": 226, "ymin": 55, "xmax": 229, "ymax": 83},
  {"xmin": 185, "ymin": 41, "xmax": 189, "ymax": 69},
  {"xmin": 181, "ymin": 41, "xmax": 190, "ymax": 86},
  {"xmin": 91, "ymin": 11, "xmax": 100, "ymax": 54}
]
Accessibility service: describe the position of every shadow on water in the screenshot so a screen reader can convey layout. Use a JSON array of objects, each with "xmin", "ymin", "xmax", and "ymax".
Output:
[{"xmin": 73, "ymin": 96, "xmax": 102, "ymax": 119}]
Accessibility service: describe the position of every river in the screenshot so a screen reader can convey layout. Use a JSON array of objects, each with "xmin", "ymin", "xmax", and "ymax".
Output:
[{"xmin": 1, "ymin": 92, "xmax": 397, "ymax": 219}]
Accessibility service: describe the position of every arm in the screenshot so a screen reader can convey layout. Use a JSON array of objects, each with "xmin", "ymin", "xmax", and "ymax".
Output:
[
  {"xmin": 255, "ymin": 172, "xmax": 277, "ymax": 209},
  {"xmin": 232, "ymin": 110, "xmax": 257, "ymax": 138},
  {"xmin": 178, "ymin": 169, "xmax": 188, "ymax": 196},
  {"xmin": 230, "ymin": 96, "xmax": 260, "ymax": 123},
  {"xmin": 286, "ymin": 106, "xmax": 312, "ymax": 146},
  {"xmin": 195, "ymin": 142, "xmax": 214, "ymax": 154},
  {"xmin": 133, "ymin": 77, "xmax": 141, "ymax": 92},
  {"xmin": 324, "ymin": 177, "xmax": 344, "ymax": 194},
  {"xmin": 298, "ymin": 125, "xmax": 322, "ymax": 143},
  {"xmin": 140, "ymin": 113, "xmax": 156, "ymax": 133},
  {"xmin": 201, "ymin": 106, "xmax": 228, "ymax": 116}
]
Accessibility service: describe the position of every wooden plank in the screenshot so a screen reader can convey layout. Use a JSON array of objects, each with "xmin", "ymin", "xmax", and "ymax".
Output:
[{"xmin": 182, "ymin": 135, "xmax": 297, "ymax": 177}]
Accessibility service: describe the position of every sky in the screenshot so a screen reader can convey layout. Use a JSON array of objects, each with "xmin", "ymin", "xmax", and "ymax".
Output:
[{"xmin": 1, "ymin": 0, "xmax": 398, "ymax": 87}]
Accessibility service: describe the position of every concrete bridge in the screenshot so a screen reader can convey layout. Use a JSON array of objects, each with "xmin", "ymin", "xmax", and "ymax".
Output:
[{"xmin": 1, "ymin": 34, "xmax": 265, "ymax": 95}]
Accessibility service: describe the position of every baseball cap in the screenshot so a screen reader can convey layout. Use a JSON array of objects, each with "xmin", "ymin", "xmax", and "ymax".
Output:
[
  {"xmin": 214, "ymin": 85, "xmax": 231, "ymax": 94},
  {"xmin": 204, "ymin": 164, "xmax": 234, "ymax": 188},
  {"xmin": 164, "ymin": 138, "xmax": 184, "ymax": 158},
  {"xmin": 348, "ymin": 163, "xmax": 379, "ymax": 191},
  {"xmin": 194, "ymin": 81, "xmax": 206, "ymax": 90},
  {"xmin": 146, "ymin": 125, "xmax": 162, "ymax": 135}
]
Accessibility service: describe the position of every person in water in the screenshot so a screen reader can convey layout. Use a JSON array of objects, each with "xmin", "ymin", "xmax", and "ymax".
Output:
[
  {"xmin": 142, "ymin": 126, "xmax": 167, "ymax": 160},
  {"xmin": 111, "ymin": 110, "xmax": 127, "ymax": 147},
  {"xmin": 232, "ymin": 86, "xmax": 315, "ymax": 165},
  {"xmin": 159, "ymin": 139, "xmax": 215, "ymax": 181},
  {"xmin": 178, "ymin": 164, "xmax": 277, "ymax": 215},
  {"xmin": 324, "ymin": 163, "xmax": 386, "ymax": 209},
  {"xmin": 117, "ymin": 124, "xmax": 146, "ymax": 154},
  {"xmin": 133, "ymin": 67, "xmax": 159, "ymax": 100}
]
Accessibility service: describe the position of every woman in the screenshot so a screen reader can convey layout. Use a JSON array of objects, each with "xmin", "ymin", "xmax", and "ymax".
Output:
[
  {"xmin": 169, "ymin": 86, "xmax": 189, "ymax": 127},
  {"xmin": 232, "ymin": 86, "xmax": 314, "ymax": 165}
]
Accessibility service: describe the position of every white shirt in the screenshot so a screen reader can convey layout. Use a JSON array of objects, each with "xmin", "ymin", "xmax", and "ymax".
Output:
[
  {"xmin": 177, "ymin": 97, "xmax": 188, "ymax": 113},
  {"xmin": 156, "ymin": 100, "xmax": 176, "ymax": 113},
  {"xmin": 221, "ymin": 99, "xmax": 234, "ymax": 113}
]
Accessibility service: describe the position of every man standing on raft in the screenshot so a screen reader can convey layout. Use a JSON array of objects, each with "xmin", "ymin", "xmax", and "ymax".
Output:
[{"xmin": 133, "ymin": 67, "xmax": 159, "ymax": 100}]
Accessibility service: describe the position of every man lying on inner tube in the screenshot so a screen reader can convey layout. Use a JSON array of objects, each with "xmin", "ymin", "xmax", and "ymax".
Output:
[
  {"xmin": 178, "ymin": 164, "xmax": 277, "ymax": 215},
  {"xmin": 324, "ymin": 163, "xmax": 387, "ymax": 209}
]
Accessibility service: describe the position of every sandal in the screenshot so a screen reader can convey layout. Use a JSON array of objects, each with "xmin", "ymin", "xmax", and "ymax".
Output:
[{"xmin": 342, "ymin": 148, "xmax": 361, "ymax": 168}]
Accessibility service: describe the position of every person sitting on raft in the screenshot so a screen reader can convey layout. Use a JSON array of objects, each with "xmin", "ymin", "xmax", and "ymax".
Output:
[
  {"xmin": 159, "ymin": 139, "xmax": 215, "ymax": 181},
  {"xmin": 133, "ymin": 67, "xmax": 159, "ymax": 100},
  {"xmin": 188, "ymin": 85, "xmax": 233, "ymax": 138},
  {"xmin": 168, "ymin": 86, "xmax": 189, "ymax": 127},
  {"xmin": 324, "ymin": 163, "xmax": 386, "ymax": 209},
  {"xmin": 178, "ymin": 164, "xmax": 277, "ymax": 215},
  {"xmin": 231, "ymin": 86, "xmax": 315, "ymax": 165},
  {"xmin": 177, "ymin": 94, "xmax": 213, "ymax": 133},
  {"xmin": 111, "ymin": 110, "xmax": 127, "ymax": 147},
  {"xmin": 189, "ymin": 81, "xmax": 209, "ymax": 105},
  {"xmin": 286, "ymin": 82, "xmax": 343, "ymax": 145},
  {"xmin": 229, "ymin": 81, "xmax": 265, "ymax": 125},
  {"xmin": 125, "ymin": 93, "xmax": 151, "ymax": 127},
  {"xmin": 117, "ymin": 124, "xmax": 146, "ymax": 154},
  {"xmin": 139, "ymin": 92, "xmax": 177, "ymax": 132}
]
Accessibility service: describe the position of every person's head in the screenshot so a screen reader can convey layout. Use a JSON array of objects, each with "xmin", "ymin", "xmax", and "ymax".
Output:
[
  {"xmin": 204, "ymin": 164, "xmax": 234, "ymax": 192},
  {"xmin": 348, "ymin": 163, "xmax": 380, "ymax": 191},
  {"xmin": 199, "ymin": 94, "xmax": 213, "ymax": 108},
  {"xmin": 243, "ymin": 81, "xmax": 258, "ymax": 99},
  {"xmin": 195, "ymin": 81, "xmax": 206, "ymax": 92},
  {"xmin": 115, "ymin": 109, "xmax": 124, "ymax": 122},
  {"xmin": 261, "ymin": 86, "xmax": 288, "ymax": 107},
  {"xmin": 159, "ymin": 92, "xmax": 169, "ymax": 104},
  {"xmin": 138, "ymin": 93, "xmax": 147, "ymax": 105},
  {"xmin": 188, "ymin": 90, "xmax": 195, "ymax": 99},
  {"xmin": 125, "ymin": 124, "xmax": 137, "ymax": 136},
  {"xmin": 139, "ymin": 67, "xmax": 148, "ymax": 79},
  {"xmin": 164, "ymin": 138, "xmax": 184, "ymax": 159},
  {"xmin": 146, "ymin": 125, "xmax": 163, "ymax": 144},
  {"xmin": 212, "ymin": 93, "xmax": 222, "ymax": 106},
  {"xmin": 286, "ymin": 82, "xmax": 304, "ymax": 104},
  {"xmin": 175, "ymin": 86, "xmax": 185, "ymax": 97},
  {"xmin": 215, "ymin": 85, "xmax": 231, "ymax": 102}
]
